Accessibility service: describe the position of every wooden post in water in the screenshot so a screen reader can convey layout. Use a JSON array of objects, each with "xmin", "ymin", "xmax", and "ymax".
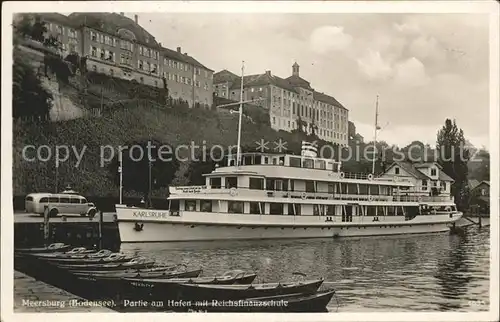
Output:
[
  {"xmin": 99, "ymin": 210, "xmax": 103, "ymax": 250},
  {"xmin": 43, "ymin": 206, "xmax": 50, "ymax": 247}
]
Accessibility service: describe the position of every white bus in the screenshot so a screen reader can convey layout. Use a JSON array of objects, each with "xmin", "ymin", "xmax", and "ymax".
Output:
[{"xmin": 25, "ymin": 193, "xmax": 97, "ymax": 217}]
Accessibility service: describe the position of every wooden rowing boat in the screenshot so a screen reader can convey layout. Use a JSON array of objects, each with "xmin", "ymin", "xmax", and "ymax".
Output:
[
  {"xmin": 14, "ymin": 243, "xmax": 72, "ymax": 254},
  {"xmin": 192, "ymin": 289, "xmax": 335, "ymax": 312},
  {"xmin": 140, "ymin": 279, "xmax": 324, "ymax": 302}
]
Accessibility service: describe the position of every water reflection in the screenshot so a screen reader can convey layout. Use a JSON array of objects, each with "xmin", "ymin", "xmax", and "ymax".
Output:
[{"xmin": 120, "ymin": 227, "xmax": 489, "ymax": 312}]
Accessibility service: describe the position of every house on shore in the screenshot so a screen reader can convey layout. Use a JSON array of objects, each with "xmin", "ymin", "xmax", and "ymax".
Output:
[
  {"xmin": 468, "ymin": 180, "xmax": 490, "ymax": 215},
  {"xmin": 380, "ymin": 161, "xmax": 455, "ymax": 197}
]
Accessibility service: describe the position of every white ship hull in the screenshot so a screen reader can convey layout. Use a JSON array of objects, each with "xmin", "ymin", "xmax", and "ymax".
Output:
[{"xmin": 115, "ymin": 206, "xmax": 463, "ymax": 243}]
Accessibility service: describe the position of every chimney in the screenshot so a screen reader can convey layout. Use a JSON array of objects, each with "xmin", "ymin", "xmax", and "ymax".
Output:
[
  {"xmin": 177, "ymin": 47, "xmax": 181, "ymax": 53},
  {"xmin": 120, "ymin": 12, "xmax": 124, "ymax": 16},
  {"xmin": 265, "ymin": 70, "xmax": 271, "ymax": 76},
  {"xmin": 134, "ymin": 14, "xmax": 138, "ymax": 24}
]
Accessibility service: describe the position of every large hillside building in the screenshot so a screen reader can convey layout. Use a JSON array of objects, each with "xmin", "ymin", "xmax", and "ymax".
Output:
[
  {"xmin": 213, "ymin": 63, "xmax": 349, "ymax": 146},
  {"xmin": 32, "ymin": 12, "xmax": 214, "ymax": 108}
]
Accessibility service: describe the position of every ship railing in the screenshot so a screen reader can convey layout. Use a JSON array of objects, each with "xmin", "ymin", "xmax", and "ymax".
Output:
[
  {"xmin": 170, "ymin": 186, "xmax": 454, "ymax": 202},
  {"xmin": 342, "ymin": 172, "xmax": 370, "ymax": 180},
  {"xmin": 341, "ymin": 173, "xmax": 413, "ymax": 183}
]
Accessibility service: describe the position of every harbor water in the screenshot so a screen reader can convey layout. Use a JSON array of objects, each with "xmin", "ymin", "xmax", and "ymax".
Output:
[{"xmin": 118, "ymin": 225, "xmax": 490, "ymax": 312}]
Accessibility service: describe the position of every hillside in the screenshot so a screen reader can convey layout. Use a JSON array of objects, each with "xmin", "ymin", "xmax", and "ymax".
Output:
[{"xmin": 13, "ymin": 97, "xmax": 322, "ymax": 197}]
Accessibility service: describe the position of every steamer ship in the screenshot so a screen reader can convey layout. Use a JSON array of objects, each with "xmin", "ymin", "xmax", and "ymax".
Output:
[{"xmin": 115, "ymin": 141, "xmax": 462, "ymax": 242}]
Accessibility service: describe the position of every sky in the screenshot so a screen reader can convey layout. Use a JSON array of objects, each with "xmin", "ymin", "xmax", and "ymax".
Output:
[{"xmin": 124, "ymin": 13, "xmax": 490, "ymax": 149}]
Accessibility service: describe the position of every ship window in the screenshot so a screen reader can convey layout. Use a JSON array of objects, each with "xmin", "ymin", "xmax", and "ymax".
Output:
[
  {"xmin": 358, "ymin": 184, "xmax": 368, "ymax": 195},
  {"xmin": 376, "ymin": 206, "xmax": 385, "ymax": 216},
  {"xmin": 249, "ymin": 178, "xmax": 264, "ymax": 190},
  {"xmin": 366, "ymin": 206, "xmax": 376, "ymax": 216},
  {"xmin": 369, "ymin": 185, "xmax": 379, "ymax": 195},
  {"xmin": 289, "ymin": 156, "xmax": 301, "ymax": 167},
  {"xmin": 303, "ymin": 158, "xmax": 314, "ymax": 169},
  {"xmin": 225, "ymin": 177, "xmax": 238, "ymax": 188},
  {"xmin": 340, "ymin": 183, "xmax": 347, "ymax": 194},
  {"xmin": 275, "ymin": 180, "xmax": 283, "ymax": 191},
  {"xmin": 254, "ymin": 155, "xmax": 262, "ymax": 164},
  {"xmin": 315, "ymin": 160, "xmax": 326, "ymax": 170},
  {"xmin": 185, "ymin": 200, "xmax": 196, "ymax": 211},
  {"xmin": 228, "ymin": 201, "xmax": 243, "ymax": 214},
  {"xmin": 250, "ymin": 202, "xmax": 263, "ymax": 214},
  {"xmin": 269, "ymin": 203, "xmax": 283, "ymax": 215},
  {"xmin": 244, "ymin": 155, "xmax": 253, "ymax": 165},
  {"xmin": 387, "ymin": 206, "xmax": 396, "ymax": 216},
  {"xmin": 210, "ymin": 177, "xmax": 221, "ymax": 189},
  {"xmin": 266, "ymin": 178, "xmax": 275, "ymax": 190},
  {"xmin": 326, "ymin": 205, "xmax": 334, "ymax": 215},
  {"xmin": 347, "ymin": 183, "xmax": 358, "ymax": 194},
  {"xmin": 313, "ymin": 205, "xmax": 319, "ymax": 216},
  {"xmin": 170, "ymin": 200, "xmax": 180, "ymax": 211},
  {"xmin": 200, "ymin": 200, "xmax": 212, "ymax": 212},
  {"xmin": 327, "ymin": 183, "xmax": 334, "ymax": 194},
  {"xmin": 305, "ymin": 181, "xmax": 315, "ymax": 193}
]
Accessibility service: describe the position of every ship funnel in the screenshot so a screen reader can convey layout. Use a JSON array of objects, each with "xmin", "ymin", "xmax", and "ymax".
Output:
[{"xmin": 301, "ymin": 141, "xmax": 318, "ymax": 158}]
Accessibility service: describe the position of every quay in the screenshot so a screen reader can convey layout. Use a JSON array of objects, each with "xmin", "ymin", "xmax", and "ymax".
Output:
[
  {"xmin": 14, "ymin": 270, "xmax": 115, "ymax": 312},
  {"xmin": 14, "ymin": 212, "xmax": 121, "ymax": 250},
  {"xmin": 14, "ymin": 212, "xmax": 117, "ymax": 223}
]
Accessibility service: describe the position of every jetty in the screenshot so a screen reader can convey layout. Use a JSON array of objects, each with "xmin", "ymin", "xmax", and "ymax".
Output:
[{"xmin": 14, "ymin": 212, "xmax": 120, "ymax": 250}]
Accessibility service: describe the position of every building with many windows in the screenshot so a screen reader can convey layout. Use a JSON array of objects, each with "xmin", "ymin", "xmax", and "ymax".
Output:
[
  {"xmin": 213, "ymin": 63, "xmax": 349, "ymax": 146},
  {"xmin": 32, "ymin": 12, "xmax": 214, "ymax": 107}
]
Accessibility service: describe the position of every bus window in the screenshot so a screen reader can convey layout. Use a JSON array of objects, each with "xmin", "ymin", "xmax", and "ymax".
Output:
[
  {"xmin": 70, "ymin": 198, "xmax": 80, "ymax": 204},
  {"xmin": 39, "ymin": 197, "xmax": 48, "ymax": 203},
  {"xmin": 26, "ymin": 196, "xmax": 34, "ymax": 201},
  {"xmin": 80, "ymin": 198, "xmax": 88, "ymax": 204},
  {"xmin": 48, "ymin": 197, "xmax": 59, "ymax": 203},
  {"xmin": 59, "ymin": 197, "xmax": 70, "ymax": 203}
]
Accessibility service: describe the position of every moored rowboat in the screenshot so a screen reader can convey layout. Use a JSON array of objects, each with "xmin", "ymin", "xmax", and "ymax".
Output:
[
  {"xmin": 56, "ymin": 257, "xmax": 156, "ymax": 271},
  {"xmin": 193, "ymin": 289, "xmax": 335, "ymax": 312},
  {"xmin": 72, "ymin": 268, "xmax": 203, "ymax": 281},
  {"xmin": 15, "ymin": 243, "xmax": 72, "ymax": 254},
  {"xmin": 140, "ymin": 279, "xmax": 324, "ymax": 301},
  {"xmin": 40, "ymin": 252, "xmax": 133, "ymax": 265}
]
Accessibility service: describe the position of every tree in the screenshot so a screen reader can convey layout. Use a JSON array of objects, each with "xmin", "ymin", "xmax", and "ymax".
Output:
[
  {"xmin": 469, "ymin": 149, "xmax": 490, "ymax": 182},
  {"xmin": 13, "ymin": 48, "xmax": 53, "ymax": 121},
  {"xmin": 436, "ymin": 119, "xmax": 470, "ymax": 211},
  {"xmin": 107, "ymin": 139, "xmax": 180, "ymax": 201}
]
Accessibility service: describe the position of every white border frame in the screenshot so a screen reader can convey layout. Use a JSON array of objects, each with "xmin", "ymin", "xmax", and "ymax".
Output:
[{"xmin": 2, "ymin": 1, "xmax": 499, "ymax": 322}]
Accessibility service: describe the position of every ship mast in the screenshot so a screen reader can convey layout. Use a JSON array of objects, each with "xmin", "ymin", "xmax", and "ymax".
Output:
[
  {"xmin": 372, "ymin": 95, "xmax": 380, "ymax": 175},
  {"xmin": 236, "ymin": 61, "xmax": 244, "ymax": 168},
  {"xmin": 119, "ymin": 148, "xmax": 123, "ymax": 204}
]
